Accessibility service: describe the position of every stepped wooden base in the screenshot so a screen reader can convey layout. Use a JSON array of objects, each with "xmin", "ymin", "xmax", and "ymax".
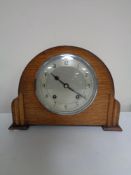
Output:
[
  {"xmin": 9, "ymin": 124, "xmax": 122, "ymax": 131},
  {"xmin": 9, "ymin": 124, "xmax": 29, "ymax": 130},
  {"xmin": 102, "ymin": 125, "xmax": 122, "ymax": 131}
]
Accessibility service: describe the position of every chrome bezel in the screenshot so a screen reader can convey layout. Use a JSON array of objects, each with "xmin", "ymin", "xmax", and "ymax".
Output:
[{"xmin": 36, "ymin": 54, "xmax": 98, "ymax": 115}]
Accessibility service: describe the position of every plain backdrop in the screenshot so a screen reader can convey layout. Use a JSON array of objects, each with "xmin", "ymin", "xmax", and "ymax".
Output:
[{"xmin": 0, "ymin": 0, "xmax": 131, "ymax": 112}]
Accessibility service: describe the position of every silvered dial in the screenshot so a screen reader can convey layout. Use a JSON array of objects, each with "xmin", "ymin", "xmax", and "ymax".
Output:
[{"xmin": 35, "ymin": 54, "xmax": 98, "ymax": 115}]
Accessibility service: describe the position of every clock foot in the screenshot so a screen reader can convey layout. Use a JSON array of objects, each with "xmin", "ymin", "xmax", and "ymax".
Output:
[
  {"xmin": 8, "ymin": 124, "xmax": 29, "ymax": 130},
  {"xmin": 102, "ymin": 125, "xmax": 122, "ymax": 131}
]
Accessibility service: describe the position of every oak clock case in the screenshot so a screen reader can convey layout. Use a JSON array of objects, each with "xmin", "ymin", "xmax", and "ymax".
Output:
[{"xmin": 9, "ymin": 46, "xmax": 122, "ymax": 131}]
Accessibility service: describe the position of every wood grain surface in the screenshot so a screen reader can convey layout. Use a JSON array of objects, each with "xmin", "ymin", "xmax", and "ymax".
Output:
[{"xmin": 10, "ymin": 46, "xmax": 122, "ymax": 131}]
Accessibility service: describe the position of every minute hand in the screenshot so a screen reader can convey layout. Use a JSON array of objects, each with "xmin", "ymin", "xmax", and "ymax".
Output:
[
  {"xmin": 67, "ymin": 86, "xmax": 86, "ymax": 100},
  {"xmin": 51, "ymin": 73, "xmax": 86, "ymax": 100}
]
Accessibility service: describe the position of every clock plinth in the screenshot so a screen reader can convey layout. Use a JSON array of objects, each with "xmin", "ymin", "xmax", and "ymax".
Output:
[
  {"xmin": 9, "ymin": 124, "xmax": 29, "ymax": 130},
  {"xmin": 102, "ymin": 126, "xmax": 122, "ymax": 131},
  {"xmin": 10, "ymin": 46, "xmax": 122, "ymax": 131}
]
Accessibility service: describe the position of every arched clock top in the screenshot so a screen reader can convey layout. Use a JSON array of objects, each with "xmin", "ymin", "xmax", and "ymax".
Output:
[{"xmin": 18, "ymin": 46, "xmax": 114, "ymax": 96}]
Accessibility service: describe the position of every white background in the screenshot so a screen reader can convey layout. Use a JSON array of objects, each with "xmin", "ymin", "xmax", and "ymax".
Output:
[
  {"xmin": 0, "ymin": 113, "xmax": 131, "ymax": 175},
  {"xmin": 0, "ymin": 0, "xmax": 131, "ymax": 112}
]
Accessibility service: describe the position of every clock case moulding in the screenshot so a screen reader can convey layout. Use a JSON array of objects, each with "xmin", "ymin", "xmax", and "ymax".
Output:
[{"xmin": 9, "ymin": 46, "xmax": 122, "ymax": 131}]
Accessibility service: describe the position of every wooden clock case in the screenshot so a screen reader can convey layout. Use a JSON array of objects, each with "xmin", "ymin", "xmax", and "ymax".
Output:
[{"xmin": 9, "ymin": 46, "xmax": 122, "ymax": 131}]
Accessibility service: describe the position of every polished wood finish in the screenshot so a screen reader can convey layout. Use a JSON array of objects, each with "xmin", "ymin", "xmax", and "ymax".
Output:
[{"xmin": 10, "ymin": 46, "xmax": 121, "ymax": 131}]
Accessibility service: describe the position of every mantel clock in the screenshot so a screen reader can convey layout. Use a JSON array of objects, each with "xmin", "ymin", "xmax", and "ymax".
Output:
[{"xmin": 9, "ymin": 46, "xmax": 122, "ymax": 131}]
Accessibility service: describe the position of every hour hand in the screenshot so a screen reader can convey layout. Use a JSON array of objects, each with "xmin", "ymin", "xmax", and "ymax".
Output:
[
  {"xmin": 51, "ymin": 73, "xmax": 65, "ymax": 86},
  {"xmin": 51, "ymin": 73, "xmax": 59, "ymax": 80}
]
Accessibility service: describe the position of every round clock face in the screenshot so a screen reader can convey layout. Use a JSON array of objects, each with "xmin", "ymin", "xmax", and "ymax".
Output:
[{"xmin": 35, "ymin": 54, "xmax": 98, "ymax": 115}]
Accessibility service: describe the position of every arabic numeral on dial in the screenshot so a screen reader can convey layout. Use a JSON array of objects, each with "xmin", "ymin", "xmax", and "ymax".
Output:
[
  {"xmin": 64, "ymin": 105, "xmax": 67, "ymax": 110},
  {"xmin": 42, "ymin": 83, "xmax": 45, "ymax": 87},
  {"xmin": 86, "ymin": 83, "xmax": 91, "ymax": 88},
  {"xmin": 77, "ymin": 63, "xmax": 80, "ymax": 69},
  {"xmin": 64, "ymin": 60, "xmax": 68, "ymax": 65},
  {"xmin": 76, "ymin": 101, "xmax": 79, "ymax": 106},
  {"xmin": 87, "ymin": 83, "xmax": 91, "ymax": 88},
  {"xmin": 45, "ymin": 94, "xmax": 48, "ymax": 98},
  {"xmin": 53, "ymin": 101, "xmax": 56, "ymax": 107},
  {"xmin": 85, "ymin": 72, "xmax": 88, "ymax": 77},
  {"xmin": 53, "ymin": 64, "xmax": 56, "ymax": 68}
]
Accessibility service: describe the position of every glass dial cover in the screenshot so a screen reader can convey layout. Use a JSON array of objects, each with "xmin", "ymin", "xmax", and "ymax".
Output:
[{"xmin": 35, "ymin": 54, "xmax": 98, "ymax": 115}]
